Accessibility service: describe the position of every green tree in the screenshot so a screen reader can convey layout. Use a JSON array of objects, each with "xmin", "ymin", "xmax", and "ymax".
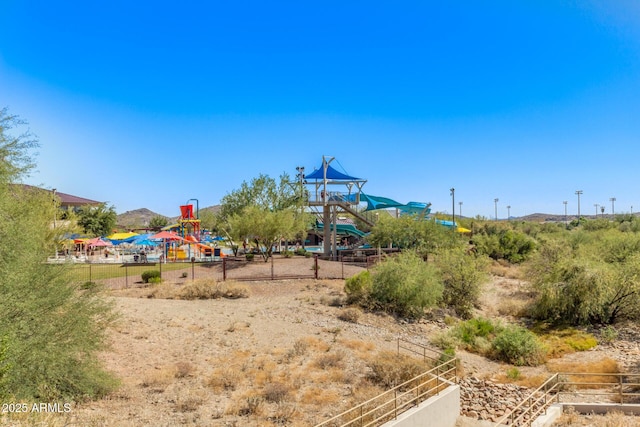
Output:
[
  {"xmin": 0, "ymin": 108, "xmax": 117, "ymax": 400},
  {"xmin": 218, "ymin": 173, "xmax": 310, "ymax": 257},
  {"xmin": 148, "ymin": 215, "xmax": 169, "ymax": 230},
  {"xmin": 77, "ymin": 203, "xmax": 117, "ymax": 236},
  {"xmin": 437, "ymin": 247, "xmax": 489, "ymax": 319},
  {"xmin": 366, "ymin": 215, "xmax": 460, "ymax": 260}
]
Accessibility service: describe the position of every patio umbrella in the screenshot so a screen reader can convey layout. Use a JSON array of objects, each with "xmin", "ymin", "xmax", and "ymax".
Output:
[
  {"xmin": 150, "ymin": 231, "xmax": 184, "ymax": 241},
  {"xmin": 86, "ymin": 237, "xmax": 113, "ymax": 247}
]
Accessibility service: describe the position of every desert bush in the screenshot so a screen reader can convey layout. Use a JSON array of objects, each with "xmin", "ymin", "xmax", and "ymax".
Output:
[
  {"xmin": 245, "ymin": 253, "xmax": 255, "ymax": 261},
  {"xmin": 535, "ymin": 326, "xmax": 598, "ymax": 358},
  {"xmin": 0, "ymin": 121, "xmax": 118, "ymax": 401},
  {"xmin": 437, "ymin": 247, "xmax": 489, "ymax": 319},
  {"xmin": 492, "ymin": 325, "xmax": 546, "ymax": 366},
  {"xmin": 472, "ymin": 222, "xmax": 537, "ymax": 263},
  {"xmin": 337, "ymin": 307, "xmax": 361, "ymax": 323},
  {"xmin": 262, "ymin": 382, "xmax": 290, "ymax": 403},
  {"xmin": 367, "ymin": 351, "xmax": 431, "ymax": 388},
  {"xmin": 180, "ymin": 280, "xmax": 249, "ymax": 300},
  {"xmin": 282, "ymin": 250, "xmax": 294, "ymax": 258},
  {"xmin": 141, "ymin": 269, "xmax": 161, "ymax": 283},
  {"xmin": 344, "ymin": 270, "xmax": 372, "ymax": 305},
  {"xmin": 313, "ymin": 351, "xmax": 345, "ymax": 369},
  {"xmin": 368, "ymin": 252, "xmax": 443, "ymax": 319}
]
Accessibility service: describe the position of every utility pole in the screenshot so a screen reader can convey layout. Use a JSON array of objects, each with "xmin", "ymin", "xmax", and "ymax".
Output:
[
  {"xmin": 563, "ymin": 201, "xmax": 568, "ymax": 226},
  {"xmin": 594, "ymin": 203, "xmax": 599, "ymax": 218},
  {"xmin": 494, "ymin": 198, "xmax": 499, "ymax": 221},
  {"xmin": 507, "ymin": 205, "xmax": 511, "ymax": 220},
  {"xmin": 459, "ymin": 201, "xmax": 463, "ymax": 218},
  {"xmin": 450, "ymin": 188, "xmax": 455, "ymax": 226},
  {"xmin": 610, "ymin": 197, "xmax": 616, "ymax": 218},
  {"xmin": 575, "ymin": 190, "xmax": 583, "ymax": 220}
]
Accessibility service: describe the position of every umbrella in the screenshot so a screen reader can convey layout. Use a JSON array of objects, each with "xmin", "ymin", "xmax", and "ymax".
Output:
[
  {"xmin": 106, "ymin": 231, "xmax": 139, "ymax": 245},
  {"xmin": 150, "ymin": 231, "xmax": 184, "ymax": 241},
  {"xmin": 86, "ymin": 237, "xmax": 113, "ymax": 247}
]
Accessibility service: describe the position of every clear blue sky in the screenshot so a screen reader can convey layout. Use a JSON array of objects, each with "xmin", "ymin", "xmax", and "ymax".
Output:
[{"xmin": 2, "ymin": 1, "xmax": 640, "ymax": 219}]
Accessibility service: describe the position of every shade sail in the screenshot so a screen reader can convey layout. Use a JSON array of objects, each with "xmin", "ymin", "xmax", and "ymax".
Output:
[
  {"xmin": 107, "ymin": 232, "xmax": 139, "ymax": 240},
  {"xmin": 305, "ymin": 164, "xmax": 361, "ymax": 181}
]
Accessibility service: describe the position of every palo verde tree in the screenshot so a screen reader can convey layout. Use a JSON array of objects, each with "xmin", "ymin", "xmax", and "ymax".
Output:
[
  {"xmin": 218, "ymin": 173, "xmax": 310, "ymax": 259},
  {"xmin": 0, "ymin": 108, "xmax": 117, "ymax": 400}
]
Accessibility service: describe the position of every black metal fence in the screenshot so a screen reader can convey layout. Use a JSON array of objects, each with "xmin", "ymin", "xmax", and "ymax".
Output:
[{"xmin": 55, "ymin": 254, "xmax": 370, "ymax": 289}]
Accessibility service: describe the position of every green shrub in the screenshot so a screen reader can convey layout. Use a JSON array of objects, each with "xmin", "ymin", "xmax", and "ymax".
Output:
[
  {"xmin": 344, "ymin": 271, "xmax": 373, "ymax": 305},
  {"xmin": 245, "ymin": 253, "xmax": 255, "ymax": 261},
  {"xmin": 80, "ymin": 281, "xmax": 98, "ymax": 290},
  {"xmin": 437, "ymin": 248, "xmax": 488, "ymax": 319},
  {"xmin": 369, "ymin": 252, "xmax": 443, "ymax": 319},
  {"xmin": 148, "ymin": 277, "xmax": 162, "ymax": 284},
  {"xmin": 492, "ymin": 325, "xmax": 546, "ymax": 366},
  {"xmin": 282, "ymin": 250, "xmax": 294, "ymax": 258},
  {"xmin": 294, "ymin": 248, "xmax": 307, "ymax": 256},
  {"xmin": 304, "ymin": 251, "xmax": 312, "ymax": 258},
  {"xmin": 141, "ymin": 270, "xmax": 161, "ymax": 283}
]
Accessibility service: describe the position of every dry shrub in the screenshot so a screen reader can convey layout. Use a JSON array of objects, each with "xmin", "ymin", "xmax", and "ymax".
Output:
[
  {"xmin": 174, "ymin": 390, "xmax": 205, "ymax": 412},
  {"xmin": 270, "ymin": 402, "xmax": 298, "ymax": 425},
  {"xmin": 557, "ymin": 408, "xmax": 638, "ymax": 427},
  {"xmin": 337, "ymin": 307, "xmax": 361, "ymax": 323},
  {"xmin": 262, "ymin": 382, "xmax": 290, "ymax": 403},
  {"xmin": 207, "ymin": 366, "xmax": 244, "ymax": 391},
  {"xmin": 299, "ymin": 387, "xmax": 341, "ymax": 405},
  {"xmin": 313, "ymin": 351, "xmax": 345, "ymax": 369},
  {"xmin": 180, "ymin": 279, "xmax": 249, "ymax": 300},
  {"xmin": 494, "ymin": 371, "xmax": 549, "ymax": 388},
  {"xmin": 367, "ymin": 350, "xmax": 431, "ymax": 388},
  {"xmin": 548, "ymin": 357, "xmax": 620, "ymax": 389},
  {"xmin": 285, "ymin": 338, "xmax": 309, "ymax": 360},
  {"xmin": 496, "ymin": 298, "xmax": 529, "ymax": 318},
  {"xmin": 140, "ymin": 366, "xmax": 176, "ymax": 391},
  {"xmin": 227, "ymin": 392, "xmax": 264, "ymax": 417},
  {"xmin": 174, "ymin": 361, "xmax": 195, "ymax": 378},
  {"xmin": 300, "ymin": 336, "xmax": 331, "ymax": 353}
]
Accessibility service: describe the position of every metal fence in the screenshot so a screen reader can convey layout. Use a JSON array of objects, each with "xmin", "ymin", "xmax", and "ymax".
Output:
[
  {"xmin": 315, "ymin": 339, "xmax": 458, "ymax": 427},
  {"xmin": 53, "ymin": 254, "xmax": 368, "ymax": 289},
  {"xmin": 494, "ymin": 372, "xmax": 640, "ymax": 426}
]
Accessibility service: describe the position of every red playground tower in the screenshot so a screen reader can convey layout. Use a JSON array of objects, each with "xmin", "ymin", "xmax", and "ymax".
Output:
[{"xmin": 179, "ymin": 199, "xmax": 201, "ymax": 240}]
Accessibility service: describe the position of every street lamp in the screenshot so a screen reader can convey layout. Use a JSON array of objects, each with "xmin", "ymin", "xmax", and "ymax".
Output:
[
  {"xmin": 594, "ymin": 204, "xmax": 599, "ymax": 218},
  {"xmin": 575, "ymin": 190, "xmax": 583, "ymax": 220},
  {"xmin": 459, "ymin": 201, "xmax": 463, "ymax": 218},
  {"xmin": 563, "ymin": 201, "xmax": 568, "ymax": 226},
  {"xmin": 507, "ymin": 205, "xmax": 511, "ymax": 220},
  {"xmin": 610, "ymin": 197, "xmax": 616, "ymax": 217},
  {"xmin": 450, "ymin": 188, "xmax": 455, "ymax": 225},
  {"xmin": 494, "ymin": 198, "xmax": 499, "ymax": 221}
]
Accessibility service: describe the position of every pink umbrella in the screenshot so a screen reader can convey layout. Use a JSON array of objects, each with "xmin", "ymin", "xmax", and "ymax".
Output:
[
  {"xmin": 86, "ymin": 237, "xmax": 113, "ymax": 247},
  {"xmin": 150, "ymin": 231, "xmax": 184, "ymax": 241}
]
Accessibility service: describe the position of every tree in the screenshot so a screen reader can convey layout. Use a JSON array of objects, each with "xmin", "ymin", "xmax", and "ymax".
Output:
[
  {"xmin": 77, "ymin": 203, "xmax": 117, "ymax": 236},
  {"xmin": 149, "ymin": 215, "xmax": 169, "ymax": 230},
  {"xmin": 366, "ymin": 214, "xmax": 460, "ymax": 260},
  {"xmin": 0, "ymin": 108, "xmax": 116, "ymax": 400},
  {"xmin": 218, "ymin": 173, "xmax": 310, "ymax": 257}
]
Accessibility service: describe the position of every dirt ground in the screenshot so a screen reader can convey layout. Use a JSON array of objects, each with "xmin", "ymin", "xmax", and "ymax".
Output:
[{"xmin": 4, "ymin": 258, "xmax": 640, "ymax": 426}]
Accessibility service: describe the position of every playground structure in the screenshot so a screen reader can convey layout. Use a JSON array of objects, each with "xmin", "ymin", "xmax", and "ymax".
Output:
[{"xmin": 304, "ymin": 156, "xmax": 436, "ymax": 259}]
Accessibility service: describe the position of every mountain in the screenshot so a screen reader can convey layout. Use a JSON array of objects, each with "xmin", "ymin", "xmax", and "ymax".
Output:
[{"xmin": 116, "ymin": 205, "xmax": 221, "ymax": 229}]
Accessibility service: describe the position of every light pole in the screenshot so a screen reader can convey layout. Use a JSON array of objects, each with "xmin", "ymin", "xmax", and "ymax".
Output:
[
  {"xmin": 494, "ymin": 198, "xmax": 499, "ymax": 221},
  {"xmin": 575, "ymin": 190, "xmax": 583, "ymax": 220},
  {"xmin": 450, "ymin": 188, "xmax": 455, "ymax": 225},
  {"xmin": 459, "ymin": 201, "xmax": 463, "ymax": 218},
  {"xmin": 507, "ymin": 205, "xmax": 511, "ymax": 220},
  {"xmin": 601, "ymin": 205, "xmax": 605, "ymax": 216},
  {"xmin": 594, "ymin": 204, "xmax": 599, "ymax": 218},
  {"xmin": 563, "ymin": 201, "xmax": 568, "ymax": 226},
  {"xmin": 610, "ymin": 197, "xmax": 616, "ymax": 217}
]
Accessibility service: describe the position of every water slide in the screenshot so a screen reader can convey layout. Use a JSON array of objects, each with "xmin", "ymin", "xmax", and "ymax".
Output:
[{"xmin": 183, "ymin": 235, "xmax": 224, "ymax": 257}]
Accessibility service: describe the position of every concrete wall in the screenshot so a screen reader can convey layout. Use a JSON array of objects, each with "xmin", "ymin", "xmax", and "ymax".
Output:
[{"xmin": 382, "ymin": 384, "xmax": 460, "ymax": 427}]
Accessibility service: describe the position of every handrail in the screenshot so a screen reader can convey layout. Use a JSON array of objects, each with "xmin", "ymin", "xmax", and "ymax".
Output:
[
  {"xmin": 314, "ymin": 339, "xmax": 457, "ymax": 427},
  {"xmin": 494, "ymin": 372, "xmax": 640, "ymax": 426}
]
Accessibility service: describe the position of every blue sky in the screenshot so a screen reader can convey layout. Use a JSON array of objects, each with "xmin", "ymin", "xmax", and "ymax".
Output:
[{"xmin": 2, "ymin": 1, "xmax": 640, "ymax": 219}]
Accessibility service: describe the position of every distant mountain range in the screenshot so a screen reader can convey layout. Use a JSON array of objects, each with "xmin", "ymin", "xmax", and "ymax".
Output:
[{"xmin": 116, "ymin": 206, "xmax": 220, "ymax": 229}]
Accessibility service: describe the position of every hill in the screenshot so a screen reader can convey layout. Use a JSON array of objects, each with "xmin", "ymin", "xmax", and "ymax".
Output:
[{"xmin": 116, "ymin": 205, "xmax": 221, "ymax": 229}]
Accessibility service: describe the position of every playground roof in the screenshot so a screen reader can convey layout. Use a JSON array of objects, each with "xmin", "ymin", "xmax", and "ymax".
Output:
[{"xmin": 305, "ymin": 164, "xmax": 361, "ymax": 181}]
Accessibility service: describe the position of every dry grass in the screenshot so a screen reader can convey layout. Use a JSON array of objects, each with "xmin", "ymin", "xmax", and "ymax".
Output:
[
  {"xmin": 538, "ymin": 327, "xmax": 599, "ymax": 359},
  {"xmin": 557, "ymin": 407, "xmax": 639, "ymax": 427},
  {"xmin": 548, "ymin": 357, "xmax": 621, "ymax": 388}
]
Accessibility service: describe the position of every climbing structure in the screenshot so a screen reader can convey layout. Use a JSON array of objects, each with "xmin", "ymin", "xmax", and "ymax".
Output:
[{"xmin": 179, "ymin": 199, "xmax": 201, "ymax": 241}]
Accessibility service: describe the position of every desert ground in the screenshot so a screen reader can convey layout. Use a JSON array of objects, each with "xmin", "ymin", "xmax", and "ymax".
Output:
[{"xmin": 3, "ymin": 258, "xmax": 640, "ymax": 427}]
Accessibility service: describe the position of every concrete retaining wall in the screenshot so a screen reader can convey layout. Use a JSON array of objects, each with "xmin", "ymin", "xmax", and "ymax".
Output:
[{"xmin": 382, "ymin": 384, "xmax": 460, "ymax": 427}]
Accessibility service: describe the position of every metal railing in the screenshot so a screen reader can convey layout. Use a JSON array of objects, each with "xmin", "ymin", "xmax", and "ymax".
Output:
[
  {"xmin": 315, "ymin": 339, "xmax": 458, "ymax": 427},
  {"xmin": 494, "ymin": 372, "xmax": 640, "ymax": 426}
]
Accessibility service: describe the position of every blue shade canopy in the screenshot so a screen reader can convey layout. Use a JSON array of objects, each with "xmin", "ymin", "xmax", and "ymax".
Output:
[
  {"xmin": 305, "ymin": 164, "xmax": 361, "ymax": 181},
  {"xmin": 360, "ymin": 193, "xmax": 404, "ymax": 211}
]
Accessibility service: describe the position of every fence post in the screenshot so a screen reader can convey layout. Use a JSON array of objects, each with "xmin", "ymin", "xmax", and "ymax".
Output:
[
  {"xmin": 271, "ymin": 253, "xmax": 274, "ymax": 280},
  {"xmin": 191, "ymin": 257, "xmax": 195, "ymax": 280},
  {"xmin": 619, "ymin": 374, "xmax": 623, "ymax": 404},
  {"xmin": 314, "ymin": 255, "xmax": 318, "ymax": 279},
  {"xmin": 89, "ymin": 263, "xmax": 92, "ymax": 284},
  {"xmin": 159, "ymin": 257, "xmax": 162, "ymax": 279},
  {"xmin": 223, "ymin": 257, "xmax": 227, "ymax": 281},
  {"xmin": 125, "ymin": 263, "xmax": 128, "ymax": 288}
]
